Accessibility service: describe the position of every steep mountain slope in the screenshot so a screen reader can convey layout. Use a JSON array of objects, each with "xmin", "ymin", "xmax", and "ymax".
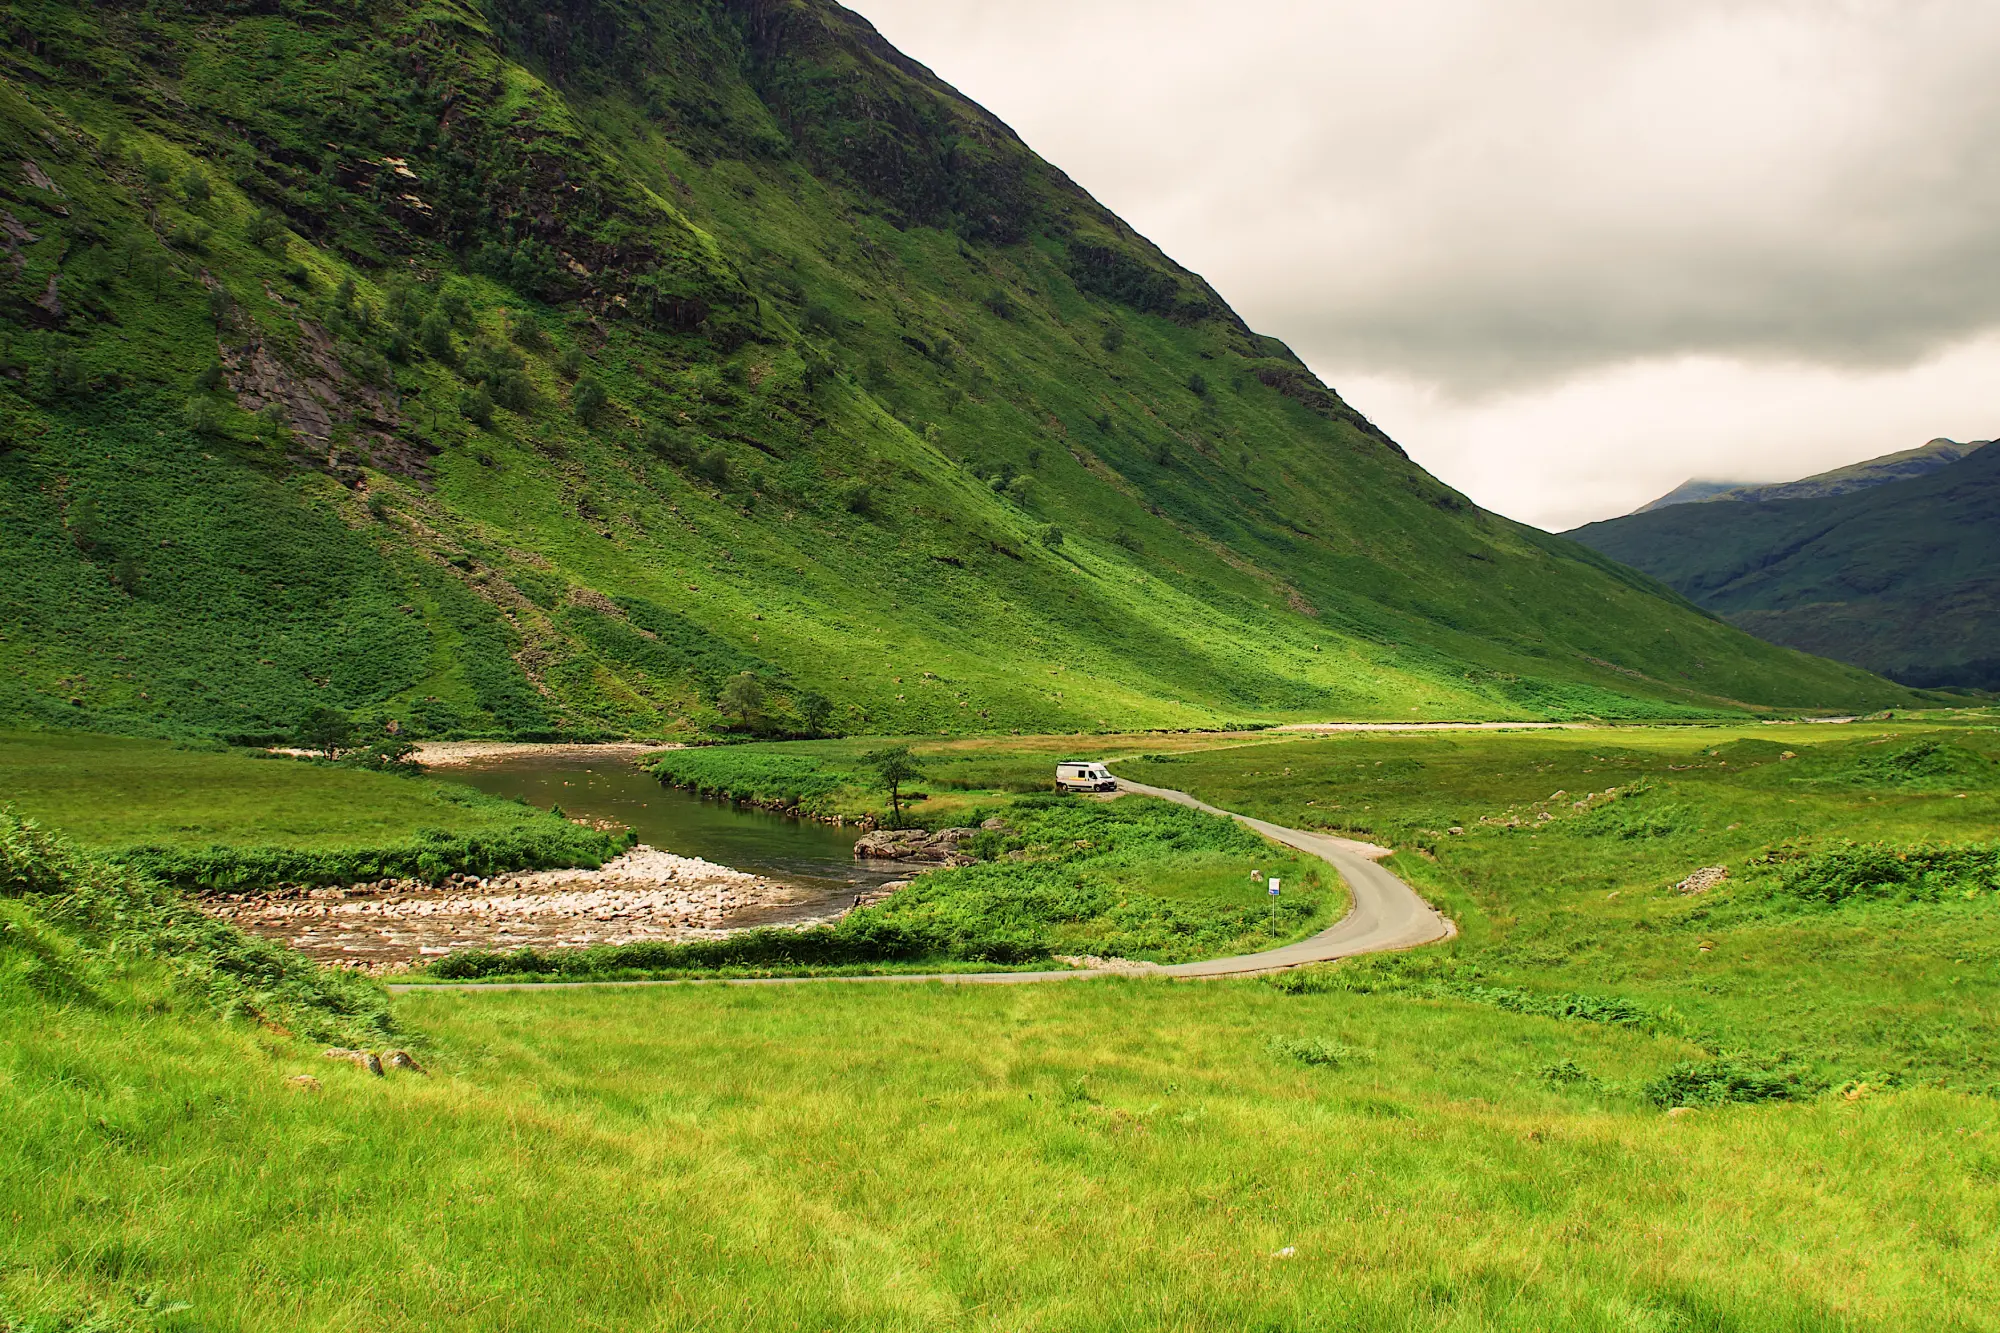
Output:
[
  {"xmin": 1634, "ymin": 438, "xmax": 1990, "ymax": 514},
  {"xmin": 1570, "ymin": 443, "xmax": 2000, "ymax": 689},
  {"xmin": 0, "ymin": 0, "xmax": 1908, "ymax": 741}
]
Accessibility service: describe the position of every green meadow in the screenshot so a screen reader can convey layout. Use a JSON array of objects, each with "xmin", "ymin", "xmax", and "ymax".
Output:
[
  {"xmin": 4, "ymin": 714, "xmax": 2000, "ymax": 1328},
  {"xmin": 0, "ymin": 731, "xmax": 624, "ymax": 890}
]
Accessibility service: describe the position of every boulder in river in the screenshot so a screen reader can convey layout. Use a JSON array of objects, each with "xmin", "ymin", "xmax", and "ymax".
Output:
[{"xmin": 853, "ymin": 827, "xmax": 979, "ymax": 866}]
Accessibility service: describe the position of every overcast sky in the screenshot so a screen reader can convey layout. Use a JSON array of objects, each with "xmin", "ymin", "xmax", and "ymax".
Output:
[{"xmin": 851, "ymin": 0, "xmax": 2000, "ymax": 530}]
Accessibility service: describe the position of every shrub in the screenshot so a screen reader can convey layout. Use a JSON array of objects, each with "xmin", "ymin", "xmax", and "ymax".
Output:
[
  {"xmin": 643, "ymin": 423, "xmax": 692, "ymax": 463},
  {"xmin": 339, "ymin": 739, "xmax": 422, "ymax": 775},
  {"xmin": 838, "ymin": 479, "xmax": 876, "ymax": 517},
  {"xmin": 460, "ymin": 386, "xmax": 495, "ymax": 427},
  {"xmin": 179, "ymin": 169, "xmax": 211, "ymax": 204},
  {"xmin": 693, "ymin": 446, "xmax": 732, "ymax": 487},
  {"xmin": 1187, "ymin": 372, "xmax": 1209, "ymax": 397},
  {"xmin": 114, "ymin": 820, "xmax": 627, "ymax": 893},
  {"xmin": 1040, "ymin": 524, "xmax": 1065, "ymax": 548},
  {"xmin": 1569, "ymin": 788, "xmax": 1692, "ymax": 839},
  {"xmin": 801, "ymin": 302, "xmax": 838, "ymax": 335},
  {"xmin": 508, "ymin": 310, "xmax": 550, "ymax": 350},
  {"xmin": 245, "ymin": 208, "xmax": 286, "ymax": 250},
  {"xmin": 557, "ymin": 347, "xmax": 584, "ymax": 379},
  {"xmin": 1267, "ymin": 1035, "xmax": 1358, "ymax": 1068},
  {"xmin": 418, "ymin": 310, "xmax": 456, "ymax": 361},
  {"xmin": 1, "ymin": 809, "xmax": 394, "ymax": 1041},
  {"xmin": 1538, "ymin": 1059, "xmax": 1597, "ymax": 1087},
  {"xmin": 182, "ymin": 396, "xmax": 227, "ymax": 436},
  {"xmin": 1764, "ymin": 842, "xmax": 2000, "ymax": 907},
  {"xmin": 1644, "ymin": 1058, "xmax": 1814, "ymax": 1109},
  {"xmin": 650, "ymin": 750, "xmax": 849, "ymax": 810},
  {"xmin": 1264, "ymin": 965, "xmax": 1341, "ymax": 995},
  {"xmin": 1, "ymin": 807, "xmax": 79, "ymax": 897},
  {"xmin": 44, "ymin": 350, "xmax": 88, "ymax": 400},
  {"xmin": 295, "ymin": 705, "xmax": 356, "ymax": 758},
  {"xmin": 573, "ymin": 376, "xmax": 609, "ymax": 425}
]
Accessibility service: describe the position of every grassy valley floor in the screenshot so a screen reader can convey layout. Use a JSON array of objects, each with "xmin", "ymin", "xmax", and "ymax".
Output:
[
  {"xmin": 3, "ymin": 715, "xmax": 2000, "ymax": 1328},
  {"xmin": 3, "ymin": 968, "xmax": 1995, "ymax": 1330}
]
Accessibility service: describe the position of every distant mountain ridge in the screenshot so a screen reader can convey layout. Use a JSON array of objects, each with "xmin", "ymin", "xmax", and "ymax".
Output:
[
  {"xmin": 1634, "ymin": 438, "xmax": 1991, "ymax": 514},
  {"xmin": 1570, "ymin": 441, "xmax": 2000, "ymax": 690}
]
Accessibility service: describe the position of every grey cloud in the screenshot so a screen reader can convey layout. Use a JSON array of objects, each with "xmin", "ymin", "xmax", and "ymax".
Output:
[{"xmin": 854, "ymin": 0, "xmax": 2000, "ymax": 396}]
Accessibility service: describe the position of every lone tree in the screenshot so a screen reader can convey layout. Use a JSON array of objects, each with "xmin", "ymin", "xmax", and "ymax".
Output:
[
  {"xmin": 798, "ymin": 692, "xmax": 833, "ymax": 737},
  {"xmin": 864, "ymin": 745, "xmax": 924, "ymax": 828},
  {"xmin": 719, "ymin": 671, "xmax": 766, "ymax": 729},
  {"xmin": 295, "ymin": 705, "xmax": 355, "ymax": 759}
]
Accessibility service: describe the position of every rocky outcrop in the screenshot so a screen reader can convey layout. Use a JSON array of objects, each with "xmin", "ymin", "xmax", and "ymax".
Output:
[
  {"xmin": 220, "ymin": 317, "xmax": 426, "ymax": 480},
  {"xmin": 853, "ymin": 826, "xmax": 979, "ymax": 866},
  {"xmin": 1675, "ymin": 866, "xmax": 1729, "ymax": 895},
  {"xmin": 324, "ymin": 1048, "xmax": 385, "ymax": 1076}
]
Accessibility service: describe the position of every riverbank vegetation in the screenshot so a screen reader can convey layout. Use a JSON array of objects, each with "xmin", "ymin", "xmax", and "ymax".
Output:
[
  {"xmin": 421, "ymin": 794, "xmax": 1332, "ymax": 980},
  {"xmin": 644, "ymin": 729, "xmax": 1262, "ymax": 822}
]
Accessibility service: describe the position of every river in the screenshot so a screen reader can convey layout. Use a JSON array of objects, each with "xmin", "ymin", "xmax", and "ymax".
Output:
[{"xmin": 440, "ymin": 751, "xmax": 906, "ymax": 912}]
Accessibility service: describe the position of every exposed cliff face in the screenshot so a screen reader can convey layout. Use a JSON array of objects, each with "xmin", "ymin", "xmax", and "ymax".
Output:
[{"xmin": 0, "ymin": 0, "xmax": 1911, "ymax": 741}]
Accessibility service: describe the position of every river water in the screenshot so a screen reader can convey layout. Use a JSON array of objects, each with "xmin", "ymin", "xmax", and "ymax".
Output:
[{"xmin": 441, "ymin": 752, "xmax": 904, "ymax": 901}]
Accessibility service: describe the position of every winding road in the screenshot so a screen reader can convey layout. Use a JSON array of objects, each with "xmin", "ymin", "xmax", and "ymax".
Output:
[{"xmin": 388, "ymin": 777, "xmax": 1453, "ymax": 994}]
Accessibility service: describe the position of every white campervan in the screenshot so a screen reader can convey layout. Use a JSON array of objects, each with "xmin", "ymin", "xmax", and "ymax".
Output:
[{"xmin": 1055, "ymin": 761, "xmax": 1117, "ymax": 793}]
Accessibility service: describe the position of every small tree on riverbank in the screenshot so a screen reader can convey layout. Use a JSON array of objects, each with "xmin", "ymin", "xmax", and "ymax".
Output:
[
  {"xmin": 865, "ymin": 746, "xmax": 924, "ymax": 828},
  {"xmin": 295, "ymin": 706, "xmax": 355, "ymax": 759},
  {"xmin": 720, "ymin": 672, "xmax": 767, "ymax": 730}
]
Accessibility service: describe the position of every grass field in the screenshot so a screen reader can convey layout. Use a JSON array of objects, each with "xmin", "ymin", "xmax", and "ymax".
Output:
[
  {"xmin": 0, "ymin": 730, "xmax": 624, "ymax": 887},
  {"xmin": 5, "ymin": 716, "xmax": 2000, "ymax": 1328},
  {"xmin": 0, "ymin": 731, "xmax": 558, "ymax": 851},
  {"xmin": 4, "ymin": 966, "xmax": 1996, "ymax": 1330},
  {"xmin": 1117, "ymin": 714, "xmax": 2000, "ymax": 1092}
]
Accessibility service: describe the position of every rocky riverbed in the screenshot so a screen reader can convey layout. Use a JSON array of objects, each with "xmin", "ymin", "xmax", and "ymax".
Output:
[{"xmin": 201, "ymin": 846, "xmax": 855, "ymax": 974}]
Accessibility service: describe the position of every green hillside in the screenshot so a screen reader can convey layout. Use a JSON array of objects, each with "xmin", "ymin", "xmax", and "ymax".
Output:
[
  {"xmin": 1570, "ymin": 442, "xmax": 2000, "ymax": 690},
  {"xmin": 0, "ymin": 0, "xmax": 1907, "ymax": 742}
]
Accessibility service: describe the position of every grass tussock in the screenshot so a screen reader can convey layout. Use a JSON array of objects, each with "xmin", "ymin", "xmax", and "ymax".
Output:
[{"xmin": 1, "ymin": 806, "xmax": 393, "ymax": 1044}]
